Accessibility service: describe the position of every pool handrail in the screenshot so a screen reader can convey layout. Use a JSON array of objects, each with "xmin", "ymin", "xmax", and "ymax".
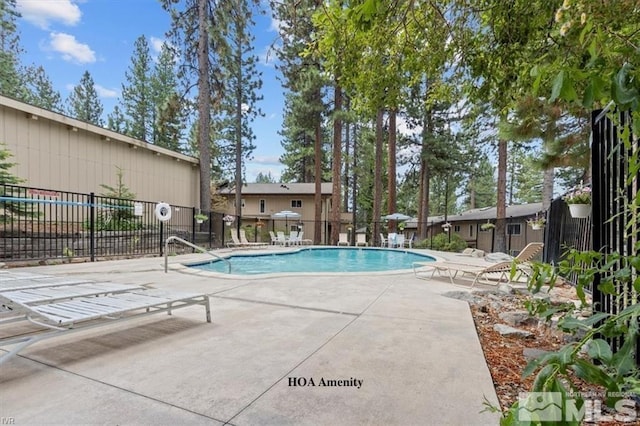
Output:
[{"xmin": 164, "ymin": 236, "xmax": 231, "ymax": 273}]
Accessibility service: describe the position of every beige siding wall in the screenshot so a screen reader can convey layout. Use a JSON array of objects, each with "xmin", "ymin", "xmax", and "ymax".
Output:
[
  {"xmin": 0, "ymin": 96, "xmax": 200, "ymax": 207},
  {"xmin": 221, "ymin": 194, "xmax": 332, "ymax": 243}
]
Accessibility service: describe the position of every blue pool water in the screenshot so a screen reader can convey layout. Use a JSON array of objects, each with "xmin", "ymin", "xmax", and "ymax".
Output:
[{"xmin": 189, "ymin": 247, "xmax": 435, "ymax": 275}]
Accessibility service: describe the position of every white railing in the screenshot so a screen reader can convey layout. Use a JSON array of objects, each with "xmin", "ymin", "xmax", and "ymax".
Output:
[{"xmin": 164, "ymin": 236, "xmax": 231, "ymax": 273}]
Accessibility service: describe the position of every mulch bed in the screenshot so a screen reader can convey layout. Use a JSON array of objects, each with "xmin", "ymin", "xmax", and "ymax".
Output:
[{"xmin": 468, "ymin": 288, "xmax": 633, "ymax": 425}]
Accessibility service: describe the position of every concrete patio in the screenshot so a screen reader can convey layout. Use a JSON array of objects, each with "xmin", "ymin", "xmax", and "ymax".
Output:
[{"xmin": 0, "ymin": 249, "xmax": 500, "ymax": 425}]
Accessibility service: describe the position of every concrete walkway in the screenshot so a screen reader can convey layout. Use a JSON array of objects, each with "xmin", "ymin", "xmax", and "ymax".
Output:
[{"xmin": 0, "ymin": 250, "xmax": 500, "ymax": 425}]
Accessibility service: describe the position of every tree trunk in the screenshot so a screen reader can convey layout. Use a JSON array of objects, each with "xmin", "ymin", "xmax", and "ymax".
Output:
[
  {"xmin": 387, "ymin": 108, "xmax": 397, "ymax": 232},
  {"xmin": 372, "ymin": 109, "xmax": 384, "ymax": 246},
  {"xmin": 330, "ymin": 85, "xmax": 343, "ymax": 245},
  {"xmin": 234, "ymin": 29, "xmax": 243, "ymax": 238},
  {"xmin": 313, "ymin": 93, "xmax": 323, "ymax": 244},
  {"xmin": 542, "ymin": 167, "xmax": 554, "ymax": 211},
  {"xmin": 197, "ymin": 0, "xmax": 211, "ymax": 214},
  {"xmin": 417, "ymin": 108, "xmax": 432, "ymax": 240},
  {"xmin": 495, "ymin": 138, "xmax": 508, "ymax": 253}
]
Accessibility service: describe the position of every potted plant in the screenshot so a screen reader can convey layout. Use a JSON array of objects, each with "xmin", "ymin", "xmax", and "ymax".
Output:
[
  {"xmin": 564, "ymin": 184, "xmax": 591, "ymax": 218},
  {"xmin": 480, "ymin": 221, "xmax": 495, "ymax": 231},
  {"xmin": 527, "ymin": 216, "xmax": 546, "ymax": 230},
  {"xmin": 223, "ymin": 215, "xmax": 235, "ymax": 226},
  {"xmin": 194, "ymin": 213, "xmax": 208, "ymax": 224}
]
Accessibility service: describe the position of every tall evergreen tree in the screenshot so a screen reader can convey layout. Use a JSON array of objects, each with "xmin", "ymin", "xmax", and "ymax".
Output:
[
  {"xmin": 151, "ymin": 42, "xmax": 185, "ymax": 151},
  {"xmin": 66, "ymin": 71, "xmax": 104, "ymax": 126},
  {"xmin": 0, "ymin": 0, "xmax": 27, "ymax": 100},
  {"xmin": 271, "ymin": 0, "xmax": 326, "ymax": 242},
  {"xmin": 23, "ymin": 64, "xmax": 63, "ymax": 112},
  {"xmin": 255, "ymin": 171, "xmax": 276, "ymax": 183},
  {"xmin": 107, "ymin": 104, "xmax": 126, "ymax": 133},
  {"xmin": 122, "ymin": 35, "xmax": 153, "ymax": 141},
  {"xmin": 216, "ymin": 0, "xmax": 262, "ymax": 227},
  {"xmin": 160, "ymin": 0, "xmax": 229, "ymax": 213}
]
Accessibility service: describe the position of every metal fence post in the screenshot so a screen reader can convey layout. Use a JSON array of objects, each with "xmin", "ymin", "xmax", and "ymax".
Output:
[{"xmin": 89, "ymin": 192, "xmax": 95, "ymax": 262}]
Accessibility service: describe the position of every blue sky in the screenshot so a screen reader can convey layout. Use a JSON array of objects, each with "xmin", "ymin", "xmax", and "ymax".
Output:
[{"xmin": 15, "ymin": 0, "xmax": 286, "ymax": 182}]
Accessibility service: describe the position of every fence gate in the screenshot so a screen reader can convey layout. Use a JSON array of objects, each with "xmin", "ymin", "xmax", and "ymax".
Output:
[{"xmin": 591, "ymin": 108, "xmax": 639, "ymax": 356}]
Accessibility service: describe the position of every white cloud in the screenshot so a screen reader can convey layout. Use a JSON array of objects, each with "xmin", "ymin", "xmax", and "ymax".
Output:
[
  {"xmin": 49, "ymin": 32, "xmax": 96, "ymax": 64},
  {"xmin": 149, "ymin": 36, "xmax": 165, "ymax": 54},
  {"xmin": 95, "ymin": 85, "xmax": 118, "ymax": 98},
  {"xmin": 250, "ymin": 156, "xmax": 282, "ymax": 166},
  {"xmin": 17, "ymin": 0, "xmax": 81, "ymax": 29}
]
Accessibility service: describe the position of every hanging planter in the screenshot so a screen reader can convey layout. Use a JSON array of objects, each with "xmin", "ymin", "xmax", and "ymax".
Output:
[
  {"xmin": 223, "ymin": 215, "xmax": 235, "ymax": 226},
  {"xmin": 480, "ymin": 222, "xmax": 495, "ymax": 231},
  {"xmin": 527, "ymin": 215, "xmax": 546, "ymax": 230},
  {"xmin": 194, "ymin": 213, "xmax": 208, "ymax": 224},
  {"xmin": 568, "ymin": 203, "xmax": 590, "ymax": 218},
  {"xmin": 564, "ymin": 182, "xmax": 591, "ymax": 218}
]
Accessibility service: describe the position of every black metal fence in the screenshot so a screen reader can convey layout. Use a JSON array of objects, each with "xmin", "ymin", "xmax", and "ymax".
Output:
[
  {"xmin": 543, "ymin": 196, "xmax": 593, "ymax": 288},
  {"xmin": 0, "ymin": 184, "xmax": 225, "ymax": 262},
  {"xmin": 590, "ymin": 108, "xmax": 639, "ymax": 354}
]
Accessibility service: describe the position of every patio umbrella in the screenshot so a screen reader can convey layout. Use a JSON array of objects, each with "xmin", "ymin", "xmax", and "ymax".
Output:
[
  {"xmin": 382, "ymin": 213, "xmax": 412, "ymax": 221},
  {"xmin": 272, "ymin": 210, "xmax": 301, "ymax": 229}
]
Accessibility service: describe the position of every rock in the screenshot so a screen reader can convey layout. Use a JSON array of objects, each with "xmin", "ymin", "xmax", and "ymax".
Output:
[
  {"xmin": 442, "ymin": 291, "xmax": 482, "ymax": 304},
  {"xmin": 499, "ymin": 310, "xmax": 537, "ymax": 326},
  {"xmin": 523, "ymin": 348, "xmax": 550, "ymax": 362},
  {"xmin": 0, "ymin": 262, "xmax": 5, "ymax": 269},
  {"xmin": 493, "ymin": 324, "xmax": 533, "ymax": 338},
  {"xmin": 497, "ymin": 283, "xmax": 515, "ymax": 294},
  {"xmin": 533, "ymin": 293, "xmax": 551, "ymax": 302}
]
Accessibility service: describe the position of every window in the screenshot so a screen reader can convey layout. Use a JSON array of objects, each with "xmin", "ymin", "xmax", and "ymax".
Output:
[
  {"xmin": 507, "ymin": 223, "xmax": 522, "ymax": 235},
  {"xmin": 291, "ymin": 200, "xmax": 302, "ymax": 208},
  {"xmin": 259, "ymin": 199, "xmax": 265, "ymax": 213},
  {"xmin": 469, "ymin": 225, "xmax": 474, "ymax": 237},
  {"xmin": 454, "ymin": 225, "xmax": 461, "ymax": 232}
]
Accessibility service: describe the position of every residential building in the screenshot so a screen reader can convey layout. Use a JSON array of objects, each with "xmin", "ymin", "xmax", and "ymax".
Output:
[
  {"xmin": 218, "ymin": 182, "xmax": 335, "ymax": 243},
  {"xmin": 405, "ymin": 203, "xmax": 545, "ymax": 255},
  {"xmin": 0, "ymin": 95, "xmax": 200, "ymax": 208}
]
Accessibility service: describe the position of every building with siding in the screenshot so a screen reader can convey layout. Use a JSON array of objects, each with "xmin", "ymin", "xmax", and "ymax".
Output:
[{"xmin": 0, "ymin": 95, "xmax": 200, "ymax": 208}]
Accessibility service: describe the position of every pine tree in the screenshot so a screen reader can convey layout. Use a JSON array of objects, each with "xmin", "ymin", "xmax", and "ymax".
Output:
[
  {"xmin": 0, "ymin": 142, "xmax": 36, "ymax": 222},
  {"xmin": 106, "ymin": 104, "xmax": 127, "ymax": 133},
  {"xmin": 255, "ymin": 171, "xmax": 275, "ymax": 183},
  {"xmin": 97, "ymin": 167, "xmax": 139, "ymax": 231},
  {"xmin": 216, "ymin": 0, "xmax": 263, "ymax": 225},
  {"xmin": 23, "ymin": 64, "xmax": 63, "ymax": 112},
  {"xmin": 151, "ymin": 43, "xmax": 185, "ymax": 151},
  {"xmin": 160, "ymin": 0, "xmax": 231, "ymax": 213},
  {"xmin": 66, "ymin": 71, "xmax": 104, "ymax": 126},
  {"xmin": 0, "ymin": 0, "xmax": 27, "ymax": 101},
  {"xmin": 122, "ymin": 35, "xmax": 153, "ymax": 141}
]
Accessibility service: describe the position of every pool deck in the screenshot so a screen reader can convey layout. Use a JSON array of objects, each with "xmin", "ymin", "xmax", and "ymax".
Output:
[{"xmin": 1, "ymin": 248, "xmax": 501, "ymax": 425}]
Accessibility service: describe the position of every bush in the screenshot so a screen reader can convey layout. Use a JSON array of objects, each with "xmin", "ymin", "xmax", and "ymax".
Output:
[{"xmin": 414, "ymin": 233, "xmax": 467, "ymax": 252}]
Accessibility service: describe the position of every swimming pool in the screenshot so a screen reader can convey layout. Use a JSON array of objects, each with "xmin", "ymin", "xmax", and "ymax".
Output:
[{"xmin": 189, "ymin": 247, "xmax": 435, "ymax": 275}]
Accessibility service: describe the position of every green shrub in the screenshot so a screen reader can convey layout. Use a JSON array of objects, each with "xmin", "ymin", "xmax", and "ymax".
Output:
[{"xmin": 415, "ymin": 233, "xmax": 467, "ymax": 252}]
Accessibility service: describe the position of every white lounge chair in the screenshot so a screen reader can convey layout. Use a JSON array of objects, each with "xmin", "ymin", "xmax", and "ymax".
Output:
[
  {"xmin": 0, "ymin": 286, "xmax": 211, "ymax": 365},
  {"xmin": 413, "ymin": 243, "xmax": 544, "ymax": 288},
  {"xmin": 269, "ymin": 231, "xmax": 278, "ymax": 245},
  {"xmin": 379, "ymin": 233, "xmax": 387, "ymax": 247},
  {"xmin": 297, "ymin": 231, "xmax": 312, "ymax": 245},
  {"xmin": 337, "ymin": 232, "xmax": 349, "ymax": 246},
  {"xmin": 387, "ymin": 233, "xmax": 398, "ymax": 248},
  {"xmin": 288, "ymin": 231, "xmax": 299, "ymax": 245},
  {"xmin": 239, "ymin": 229, "xmax": 268, "ymax": 248},
  {"xmin": 226, "ymin": 231, "xmax": 245, "ymax": 248},
  {"xmin": 276, "ymin": 231, "xmax": 288, "ymax": 246},
  {"xmin": 355, "ymin": 233, "xmax": 368, "ymax": 246}
]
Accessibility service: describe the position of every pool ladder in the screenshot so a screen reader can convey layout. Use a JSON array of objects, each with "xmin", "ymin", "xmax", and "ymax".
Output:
[{"xmin": 164, "ymin": 236, "xmax": 231, "ymax": 273}]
